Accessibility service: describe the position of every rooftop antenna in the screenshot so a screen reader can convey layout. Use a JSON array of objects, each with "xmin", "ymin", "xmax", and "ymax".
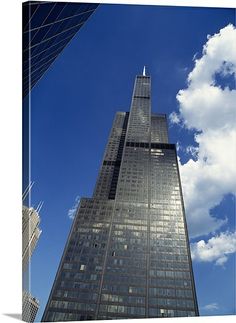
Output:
[
  {"xmin": 22, "ymin": 181, "xmax": 35, "ymax": 202},
  {"xmin": 142, "ymin": 65, "xmax": 146, "ymax": 76},
  {"xmin": 36, "ymin": 201, "xmax": 44, "ymax": 214}
]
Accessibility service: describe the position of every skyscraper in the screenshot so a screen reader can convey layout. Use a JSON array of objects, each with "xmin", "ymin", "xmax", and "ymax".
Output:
[
  {"xmin": 42, "ymin": 70, "xmax": 199, "ymax": 321},
  {"xmin": 23, "ymin": 1, "xmax": 99, "ymax": 97}
]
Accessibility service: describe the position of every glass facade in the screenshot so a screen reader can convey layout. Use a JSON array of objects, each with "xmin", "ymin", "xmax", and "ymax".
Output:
[
  {"xmin": 23, "ymin": 1, "xmax": 99, "ymax": 97},
  {"xmin": 42, "ymin": 72, "xmax": 199, "ymax": 321}
]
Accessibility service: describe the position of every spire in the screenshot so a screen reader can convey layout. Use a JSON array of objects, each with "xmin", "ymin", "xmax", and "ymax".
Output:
[{"xmin": 142, "ymin": 65, "xmax": 146, "ymax": 76}]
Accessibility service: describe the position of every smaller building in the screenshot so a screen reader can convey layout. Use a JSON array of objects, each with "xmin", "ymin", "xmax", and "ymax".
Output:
[
  {"xmin": 22, "ymin": 290, "xmax": 40, "ymax": 323},
  {"xmin": 22, "ymin": 201, "xmax": 42, "ymax": 321},
  {"xmin": 22, "ymin": 205, "xmax": 42, "ymax": 270}
]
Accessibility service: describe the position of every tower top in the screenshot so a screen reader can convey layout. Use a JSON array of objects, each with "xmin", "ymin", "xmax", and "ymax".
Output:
[{"xmin": 142, "ymin": 66, "xmax": 146, "ymax": 76}]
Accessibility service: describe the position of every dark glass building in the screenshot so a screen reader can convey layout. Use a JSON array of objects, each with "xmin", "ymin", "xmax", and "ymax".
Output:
[
  {"xmin": 42, "ymin": 71, "xmax": 199, "ymax": 321},
  {"xmin": 23, "ymin": 1, "xmax": 99, "ymax": 97}
]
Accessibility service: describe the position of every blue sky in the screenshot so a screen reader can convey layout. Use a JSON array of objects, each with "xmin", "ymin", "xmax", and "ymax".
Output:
[{"xmin": 24, "ymin": 3, "xmax": 235, "ymax": 321}]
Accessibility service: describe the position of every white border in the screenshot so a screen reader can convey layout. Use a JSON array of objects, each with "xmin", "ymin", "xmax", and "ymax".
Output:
[{"xmin": 0, "ymin": 0, "xmax": 235, "ymax": 322}]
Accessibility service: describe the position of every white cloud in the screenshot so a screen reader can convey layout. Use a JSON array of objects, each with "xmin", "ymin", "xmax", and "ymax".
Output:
[
  {"xmin": 176, "ymin": 141, "xmax": 182, "ymax": 152},
  {"xmin": 187, "ymin": 25, "xmax": 236, "ymax": 89},
  {"xmin": 68, "ymin": 195, "xmax": 80, "ymax": 220},
  {"xmin": 185, "ymin": 145, "xmax": 199, "ymax": 159},
  {"xmin": 175, "ymin": 24, "xmax": 236, "ymax": 237},
  {"xmin": 169, "ymin": 111, "xmax": 181, "ymax": 124},
  {"xmin": 202, "ymin": 303, "xmax": 219, "ymax": 311},
  {"xmin": 191, "ymin": 231, "xmax": 236, "ymax": 266}
]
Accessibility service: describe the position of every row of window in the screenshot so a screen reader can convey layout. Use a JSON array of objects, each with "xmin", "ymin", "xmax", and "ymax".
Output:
[
  {"xmin": 149, "ymin": 298, "xmax": 195, "ymax": 309},
  {"xmin": 73, "ymin": 219, "xmax": 186, "ymax": 234},
  {"xmin": 66, "ymin": 240, "xmax": 108, "ymax": 254},
  {"xmin": 148, "ymin": 307, "xmax": 195, "ymax": 317},
  {"xmin": 114, "ymin": 224, "xmax": 147, "ymax": 231},
  {"xmin": 149, "ymin": 246, "xmax": 188, "ymax": 255},
  {"xmin": 150, "ymin": 221, "xmax": 184, "ymax": 228},
  {"xmin": 103, "ymin": 274, "xmax": 146, "ymax": 285},
  {"xmin": 149, "ymin": 269, "xmax": 191, "ymax": 279},
  {"xmin": 54, "ymin": 290, "xmax": 98, "ymax": 301},
  {"xmin": 108, "ymin": 256, "xmax": 146, "ymax": 267},
  {"xmin": 113, "ymin": 230, "xmax": 147, "ymax": 237},
  {"xmin": 59, "ymin": 274, "xmax": 100, "ymax": 287},
  {"xmin": 149, "ymin": 287, "xmax": 193, "ymax": 299},
  {"xmin": 101, "ymin": 293, "xmax": 145, "ymax": 305},
  {"xmin": 80, "ymin": 201, "xmax": 113, "ymax": 209},
  {"xmin": 50, "ymin": 300, "xmax": 96, "ymax": 312},
  {"xmin": 149, "ymin": 277, "xmax": 192, "ymax": 289},
  {"xmin": 79, "ymin": 208, "xmax": 113, "ymax": 214},
  {"xmin": 150, "ymin": 226, "xmax": 186, "ymax": 234},
  {"xmin": 111, "ymin": 236, "xmax": 144, "ymax": 245},
  {"xmin": 99, "ymin": 304, "xmax": 145, "ymax": 316},
  {"xmin": 106, "ymin": 267, "xmax": 146, "ymax": 276},
  {"xmin": 151, "ymin": 195, "xmax": 181, "ymax": 205},
  {"xmin": 55, "ymin": 281, "xmax": 98, "ymax": 293},
  {"xmin": 150, "ymin": 236, "xmax": 186, "ymax": 245},
  {"xmin": 150, "ymin": 217, "xmax": 184, "ymax": 223},
  {"xmin": 113, "ymin": 218, "xmax": 148, "ymax": 225},
  {"xmin": 150, "ymin": 253, "xmax": 189, "ymax": 262},
  {"xmin": 110, "ymin": 242, "xmax": 146, "ymax": 252},
  {"xmin": 45, "ymin": 311, "xmax": 93, "ymax": 322},
  {"xmin": 70, "ymin": 233, "xmax": 107, "ymax": 243},
  {"xmin": 102, "ymin": 284, "xmax": 145, "ymax": 295},
  {"xmin": 150, "ymin": 260, "xmax": 190, "ymax": 270}
]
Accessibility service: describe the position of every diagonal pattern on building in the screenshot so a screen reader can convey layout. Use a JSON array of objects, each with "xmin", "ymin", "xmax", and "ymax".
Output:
[
  {"xmin": 42, "ymin": 69, "xmax": 199, "ymax": 321},
  {"xmin": 23, "ymin": 1, "xmax": 99, "ymax": 97}
]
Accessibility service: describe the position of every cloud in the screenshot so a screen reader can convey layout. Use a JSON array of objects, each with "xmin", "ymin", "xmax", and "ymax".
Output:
[
  {"xmin": 176, "ymin": 141, "xmax": 182, "ymax": 152},
  {"xmin": 185, "ymin": 145, "xmax": 199, "ymax": 159},
  {"xmin": 175, "ymin": 24, "xmax": 236, "ymax": 237},
  {"xmin": 201, "ymin": 303, "xmax": 219, "ymax": 311},
  {"xmin": 191, "ymin": 231, "xmax": 236, "ymax": 266},
  {"xmin": 67, "ymin": 195, "xmax": 80, "ymax": 220},
  {"xmin": 169, "ymin": 111, "xmax": 181, "ymax": 124}
]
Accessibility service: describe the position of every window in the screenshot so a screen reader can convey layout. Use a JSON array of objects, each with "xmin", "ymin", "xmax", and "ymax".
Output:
[
  {"xmin": 117, "ymin": 305, "xmax": 126, "ymax": 313},
  {"xmin": 80, "ymin": 264, "xmax": 86, "ymax": 271},
  {"xmin": 63, "ymin": 263, "xmax": 72, "ymax": 270},
  {"xmin": 160, "ymin": 308, "xmax": 167, "ymax": 317}
]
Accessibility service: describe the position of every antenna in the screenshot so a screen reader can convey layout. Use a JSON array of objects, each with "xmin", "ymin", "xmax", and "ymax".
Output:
[
  {"xmin": 142, "ymin": 66, "xmax": 146, "ymax": 76},
  {"xmin": 22, "ymin": 181, "xmax": 35, "ymax": 202},
  {"xmin": 36, "ymin": 201, "xmax": 44, "ymax": 214}
]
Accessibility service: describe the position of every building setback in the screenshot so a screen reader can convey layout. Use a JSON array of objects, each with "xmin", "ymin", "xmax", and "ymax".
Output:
[
  {"xmin": 23, "ymin": 1, "xmax": 99, "ymax": 97},
  {"xmin": 42, "ymin": 70, "xmax": 199, "ymax": 321}
]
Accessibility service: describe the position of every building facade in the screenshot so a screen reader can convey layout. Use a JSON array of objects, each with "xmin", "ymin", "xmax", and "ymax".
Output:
[
  {"xmin": 22, "ymin": 190, "xmax": 42, "ymax": 322},
  {"xmin": 22, "ymin": 204, "xmax": 42, "ymax": 270},
  {"xmin": 23, "ymin": 1, "xmax": 99, "ymax": 97},
  {"xmin": 42, "ymin": 71, "xmax": 199, "ymax": 321},
  {"xmin": 23, "ymin": 290, "xmax": 40, "ymax": 323}
]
